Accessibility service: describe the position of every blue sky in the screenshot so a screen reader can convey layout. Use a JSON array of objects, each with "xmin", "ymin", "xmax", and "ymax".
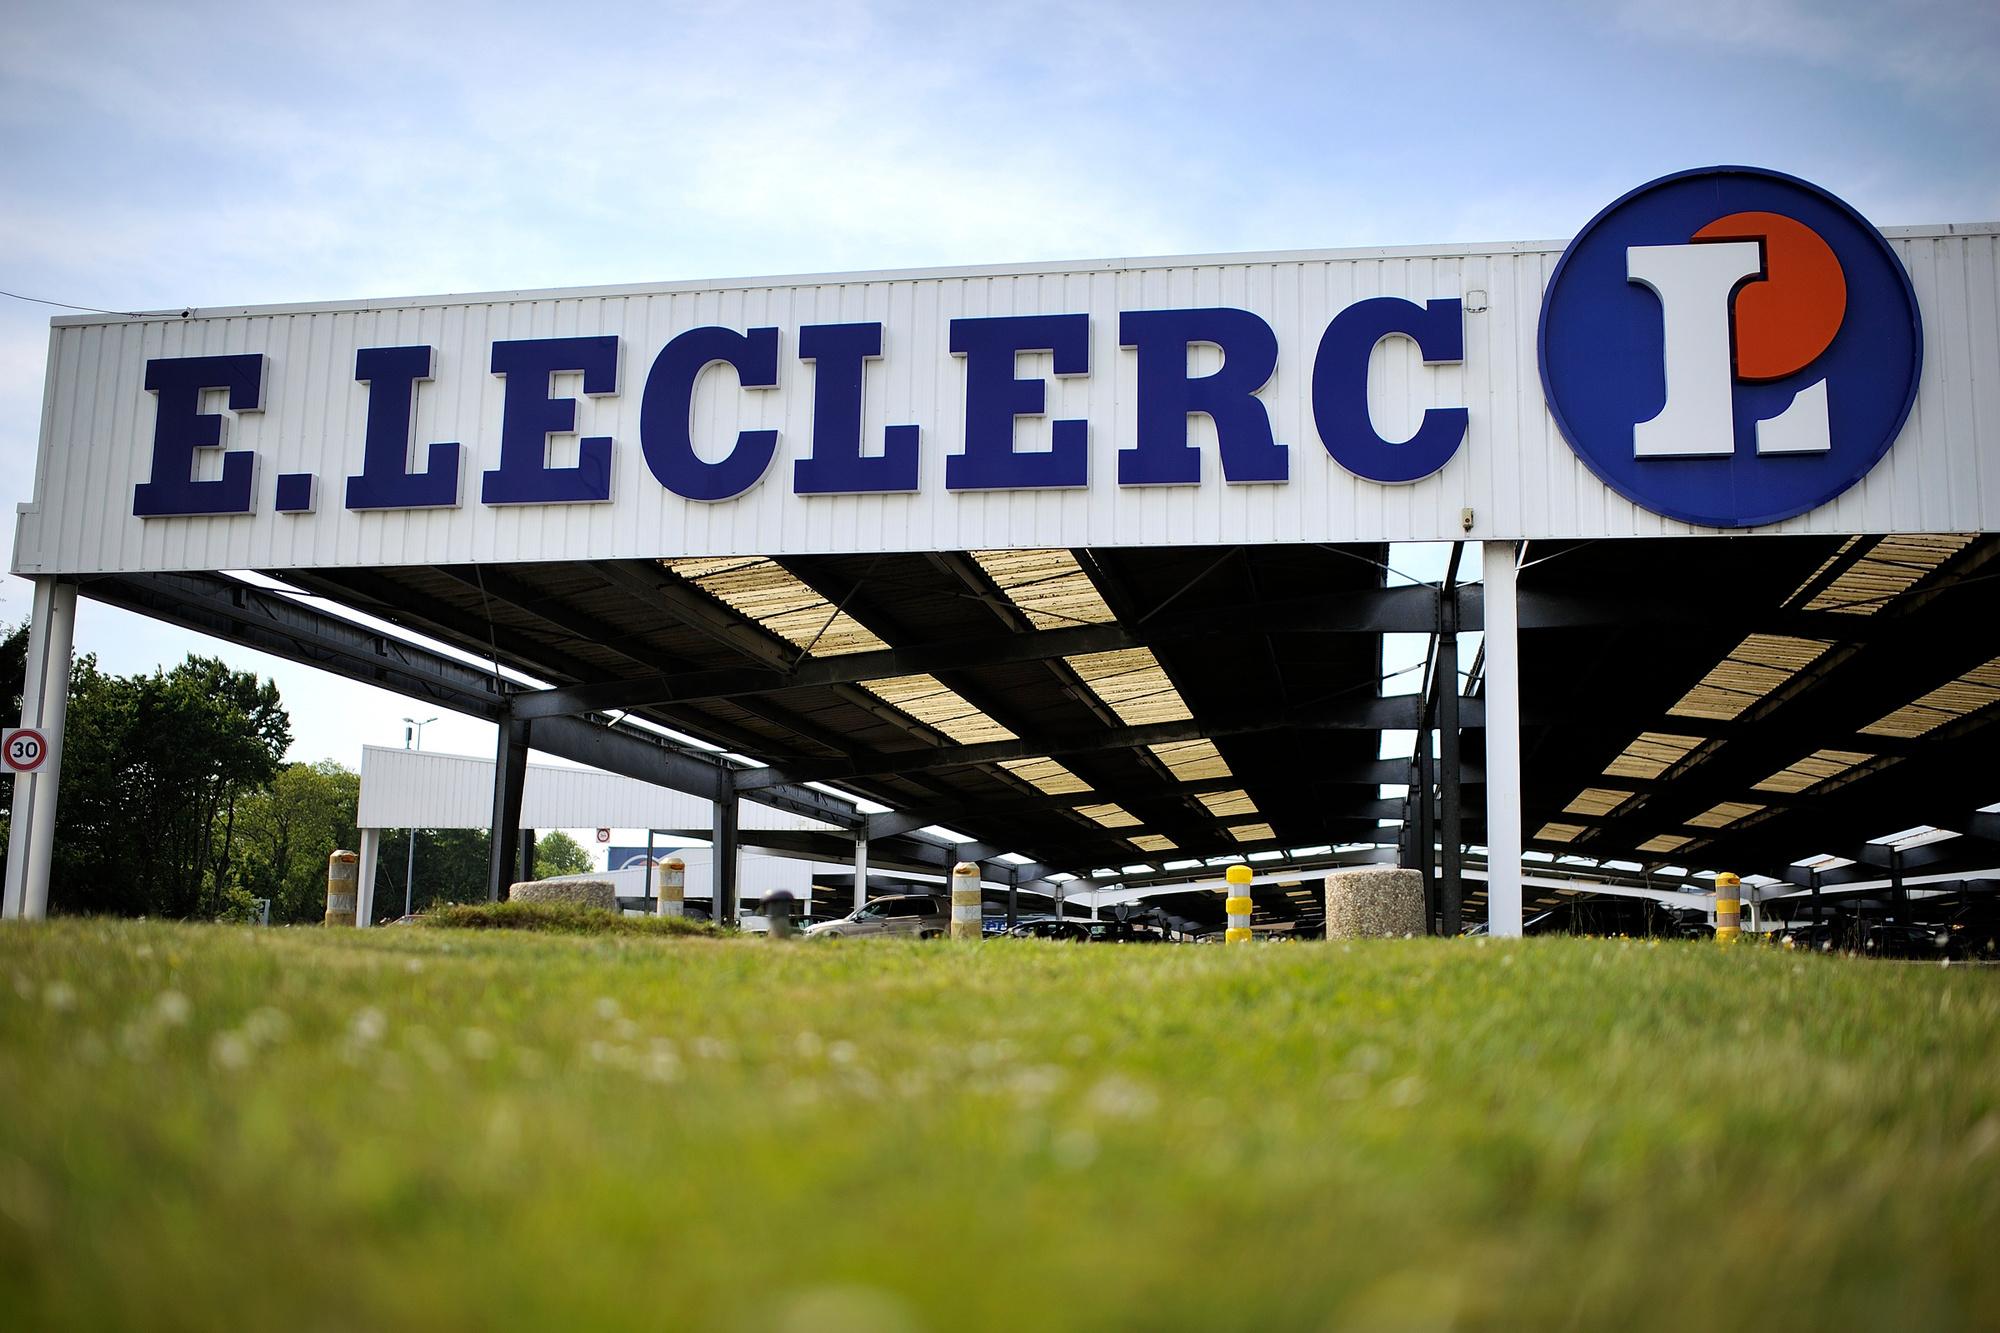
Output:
[{"xmin": 1, "ymin": 0, "xmax": 1995, "ymax": 773}]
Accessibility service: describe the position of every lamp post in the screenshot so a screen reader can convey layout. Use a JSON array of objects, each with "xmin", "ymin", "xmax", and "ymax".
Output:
[{"xmin": 401, "ymin": 716, "xmax": 436, "ymax": 919}]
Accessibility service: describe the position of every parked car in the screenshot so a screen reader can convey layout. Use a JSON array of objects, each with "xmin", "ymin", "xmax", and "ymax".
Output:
[
  {"xmin": 1775, "ymin": 920, "xmax": 1844, "ymax": 953},
  {"xmin": 1003, "ymin": 917, "xmax": 1166, "ymax": 943},
  {"xmin": 1859, "ymin": 922, "xmax": 1954, "ymax": 959},
  {"xmin": 805, "ymin": 894, "xmax": 948, "ymax": 939}
]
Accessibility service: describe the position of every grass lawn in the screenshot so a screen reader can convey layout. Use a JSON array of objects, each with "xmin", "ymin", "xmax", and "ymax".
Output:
[{"xmin": 1, "ymin": 920, "xmax": 1996, "ymax": 1331}]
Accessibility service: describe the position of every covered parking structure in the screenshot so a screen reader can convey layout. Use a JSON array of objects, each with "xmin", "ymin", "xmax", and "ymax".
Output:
[
  {"xmin": 4, "ymin": 174, "xmax": 1996, "ymax": 930},
  {"xmin": 24, "ymin": 528, "xmax": 2000, "ymax": 935}
]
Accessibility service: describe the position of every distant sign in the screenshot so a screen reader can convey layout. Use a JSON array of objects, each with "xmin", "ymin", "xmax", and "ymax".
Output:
[
  {"xmin": 2, "ymin": 728, "xmax": 49, "ymax": 773},
  {"xmin": 595, "ymin": 827, "xmax": 611, "ymax": 843}
]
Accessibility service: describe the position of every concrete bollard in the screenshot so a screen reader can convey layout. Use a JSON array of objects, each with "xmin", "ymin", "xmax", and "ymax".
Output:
[
  {"xmin": 656, "ymin": 856, "xmax": 685, "ymax": 918},
  {"xmin": 1714, "ymin": 871, "xmax": 1742, "ymax": 944},
  {"xmin": 324, "ymin": 850, "xmax": 359, "ymax": 926},
  {"xmin": 950, "ymin": 862, "xmax": 982, "ymax": 940},
  {"xmin": 1225, "ymin": 864, "xmax": 1253, "ymax": 945},
  {"xmin": 763, "ymin": 889, "xmax": 796, "ymax": 940}
]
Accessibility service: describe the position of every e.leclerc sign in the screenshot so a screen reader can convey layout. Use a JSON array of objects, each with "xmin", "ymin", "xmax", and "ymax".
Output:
[{"xmin": 105, "ymin": 168, "xmax": 1924, "ymax": 539}]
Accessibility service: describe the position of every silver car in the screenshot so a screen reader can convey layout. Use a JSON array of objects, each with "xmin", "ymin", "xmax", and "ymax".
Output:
[{"xmin": 805, "ymin": 894, "xmax": 949, "ymax": 939}]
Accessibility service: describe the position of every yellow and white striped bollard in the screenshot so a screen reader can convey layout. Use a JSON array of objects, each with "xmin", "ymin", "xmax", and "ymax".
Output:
[
  {"xmin": 1225, "ymin": 864, "xmax": 1253, "ymax": 945},
  {"xmin": 657, "ymin": 855, "xmax": 685, "ymax": 918},
  {"xmin": 950, "ymin": 862, "xmax": 982, "ymax": 940},
  {"xmin": 324, "ymin": 849, "xmax": 359, "ymax": 926},
  {"xmin": 1714, "ymin": 871, "xmax": 1742, "ymax": 944}
]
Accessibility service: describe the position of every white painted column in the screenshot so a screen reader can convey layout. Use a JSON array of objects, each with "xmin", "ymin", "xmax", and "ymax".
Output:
[
  {"xmin": 1482, "ymin": 542, "xmax": 1524, "ymax": 937},
  {"xmin": 356, "ymin": 827, "xmax": 381, "ymax": 926},
  {"xmin": 853, "ymin": 833, "xmax": 869, "ymax": 913},
  {"xmin": 3, "ymin": 577, "xmax": 77, "ymax": 921}
]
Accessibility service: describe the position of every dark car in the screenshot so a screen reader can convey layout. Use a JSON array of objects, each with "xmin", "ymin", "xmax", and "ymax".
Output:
[{"xmin": 1859, "ymin": 922, "xmax": 1954, "ymax": 959}]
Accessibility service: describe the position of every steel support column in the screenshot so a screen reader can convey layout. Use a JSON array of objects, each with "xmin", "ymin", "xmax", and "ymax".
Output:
[
  {"xmin": 486, "ymin": 716, "xmax": 530, "ymax": 901},
  {"xmin": 853, "ymin": 832, "xmax": 869, "ymax": 913},
  {"xmin": 712, "ymin": 770, "xmax": 740, "ymax": 927},
  {"xmin": 1482, "ymin": 542, "xmax": 1524, "ymax": 937},
  {"xmin": 357, "ymin": 826, "xmax": 381, "ymax": 926},
  {"xmin": 1417, "ymin": 723, "xmax": 1436, "ymax": 933},
  {"xmin": 1439, "ymin": 558, "xmax": 1464, "ymax": 935},
  {"xmin": 2, "ymin": 576, "xmax": 77, "ymax": 921}
]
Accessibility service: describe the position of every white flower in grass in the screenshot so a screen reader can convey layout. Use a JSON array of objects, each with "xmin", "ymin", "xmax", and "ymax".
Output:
[
  {"xmin": 152, "ymin": 991, "xmax": 190, "ymax": 1027},
  {"xmin": 1052, "ymin": 1127, "xmax": 1099, "ymax": 1170},
  {"xmin": 210, "ymin": 1032, "xmax": 252, "ymax": 1072},
  {"xmin": 41, "ymin": 982, "xmax": 76, "ymax": 1013},
  {"xmin": 1085, "ymin": 1074, "xmax": 1158, "ymax": 1120},
  {"xmin": 242, "ymin": 1007, "xmax": 289, "ymax": 1045},
  {"xmin": 349, "ymin": 1007, "xmax": 386, "ymax": 1044}
]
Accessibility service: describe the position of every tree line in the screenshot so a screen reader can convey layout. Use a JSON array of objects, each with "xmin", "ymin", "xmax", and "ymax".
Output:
[{"xmin": 1, "ymin": 626, "xmax": 592, "ymax": 921}]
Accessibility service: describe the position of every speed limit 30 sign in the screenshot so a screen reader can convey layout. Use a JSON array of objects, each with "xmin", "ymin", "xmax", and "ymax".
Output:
[{"xmin": 3, "ymin": 728, "xmax": 49, "ymax": 773}]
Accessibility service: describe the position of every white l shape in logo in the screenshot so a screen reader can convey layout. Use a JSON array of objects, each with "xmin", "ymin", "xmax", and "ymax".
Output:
[{"xmin": 1627, "ymin": 241, "xmax": 1830, "ymax": 459}]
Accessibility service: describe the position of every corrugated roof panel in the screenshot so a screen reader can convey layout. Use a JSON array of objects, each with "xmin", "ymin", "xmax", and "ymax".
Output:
[
  {"xmin": 1149, "ymin": 739, "xmax": 1234, "ymax": 782},
  {"xmin": 871, "ymin": 674, "xmax": 1016, "ymax": 744},
  {"xmin": 1636, "ymin": 833, "xmax": 1693, "ymax": 854},
  {"xmin": 1860, "ymin": 657, "xmax": 2000, "ymax": 738},
  {"xmin": 1686, "ymin": 801, "xmax": 1766, "ymax": 829},
  {"xmin": 997, "ymin": 756, "xmax": 1090, "ymax": 794},
  {"xmin": 1536, "ymin": 822, "xmax": 1586, "ymax": 843},
  {"xmin": 1752, "ymin": 749, "xmax": 1877, "ymax": 794},
  {"xmin": 1802, "ymin": 533, "xmax": 1976, "ymax": 614},
  {"xmin": 1197, "ymin": 789, "xmax": 1258, "ymax": 818},
  {"xmin": 661, "ymin": 556, "xmax": 887, "ymax": 656},
  {"xmin": 1130, "ymin": 834, "xmax": 1177, "ymax": 853},
  {"xmin": 1064, "ymin": 648, "xmax": 1195, "ymax": 726},
  {"xmin": 1602, "ymin": 732, "xmax": 1705, "ymax": 780},
  {"xmin": 1076, "ymin": 802, "xmax": 1141, "ymax": 828},
  {"xmin": 969, "ymin": 549, "xmax": 1117, "ymax": 628},
  {"xmin": 1563, "ymin": 788, "xmax": 1634, "ymax": 818},
  {"xmin": 1668, "ymin": 635, "xmax": 1834, "ymax": 722},
  {"xmin": 1230, "ymin": 822, "xmax": 1277, "ymax": 843}
]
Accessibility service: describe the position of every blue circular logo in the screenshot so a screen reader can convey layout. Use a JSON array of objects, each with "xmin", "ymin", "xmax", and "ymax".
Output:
[{"xmin": 1539, "ymin": 166, "xmax": 1922, "ymax": 529}]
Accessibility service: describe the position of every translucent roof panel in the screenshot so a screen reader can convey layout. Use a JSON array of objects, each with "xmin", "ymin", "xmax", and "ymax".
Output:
[
  {"xmin": 1535, "ymin": 822, "xmax": 1587, "ymax": 843},
  {"xmin": 1197, "ymin": 789, "xmax": 1258, "ymax": 818},
  {"xmin": 1064, "ymin": 648, "xmax": 1195, "ymax": 726},
  {"xmin": 1753, "ymin": 749, "xmax": 1877, "ymax": 794},
  {"xmin": 1686, "ymin": 801, "xmax": 1766, "ymax": 830},
  {"xmin": 1149, "ymin": 739, "xmax": 1234, "ymax": 782},
  {"xmin": 997, "ymin": 755, "xmax": 1090, "ymax": 794},
  {"xmin": 1602, "ymin": 732, "xmax": 1705, "ymax": 781},
  {"xmin": 968, "ymin": 549, "xmax": 1117, "ymax": 628},
  {"xmin": 1129, "ymin": 834, "xmax": 1178, "ymax": 853},
  {"xmin": 1563, "ymin": 787, "xmax": 1634, "ymax": 818},
  {"xmin": 1860, "ymin": 657, "xmax": 2000, "ymax": 739},
  {"xmin": 1798, "ymin": 533, "xmax": 1976, "ymax": 614},
  {"xmin": 1230, "ymin": 822, "xmax": 1277, "ymax": 843},
  {"xmin": 661, "ymin": 557, "xmax": 887, "ymax": 656},
  {"xmin": 1637, "ymin": 833, "xmax": 1693, "ymax": 854},
  {"xmin": 870, "ymin": 674, "xmax": 1016, "ymax": 744},
  {"xmin": 1668, "ymin": 635, "xmax": 1834, "ymax": 722},
  {"xmin": 1076, "ymin": 802, "xmax": 1141, "ymax": 829}
]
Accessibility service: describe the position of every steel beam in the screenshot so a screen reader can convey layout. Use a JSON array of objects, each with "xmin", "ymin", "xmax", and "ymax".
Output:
[{"xmin": 738, "ymin": 695, "xmax": 1461, "ymax": 791}]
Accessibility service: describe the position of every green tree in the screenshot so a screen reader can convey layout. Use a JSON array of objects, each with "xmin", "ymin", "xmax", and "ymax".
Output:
[
  {"xmin": 533, "ymin": 831, "xmax": 592, "ymax": 879},
  {"xmin": 51, "ymin": 655, "xmax": 290, "ymax": 918},
  {"xmin": 232, "ymin": 761, "xmax": 360, "ymax": 924},
  {"xmin": 376, "ymin": 827, "xmax": 492, "ymax": 917}
]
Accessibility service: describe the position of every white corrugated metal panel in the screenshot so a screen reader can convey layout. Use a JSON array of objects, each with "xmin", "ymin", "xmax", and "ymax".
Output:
[
  {"xmin": 354, "ymin": 745, "xmax": 839, "ymax": 832},
  {"xmin": 14, "ymin": 226, "xmax": 1999, "ymax": 578}
]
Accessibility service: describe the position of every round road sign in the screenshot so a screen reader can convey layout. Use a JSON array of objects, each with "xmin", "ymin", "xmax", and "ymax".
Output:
[{"xmin": 3, "ymin": 728, "xmax": 50, "ymax": 773}]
